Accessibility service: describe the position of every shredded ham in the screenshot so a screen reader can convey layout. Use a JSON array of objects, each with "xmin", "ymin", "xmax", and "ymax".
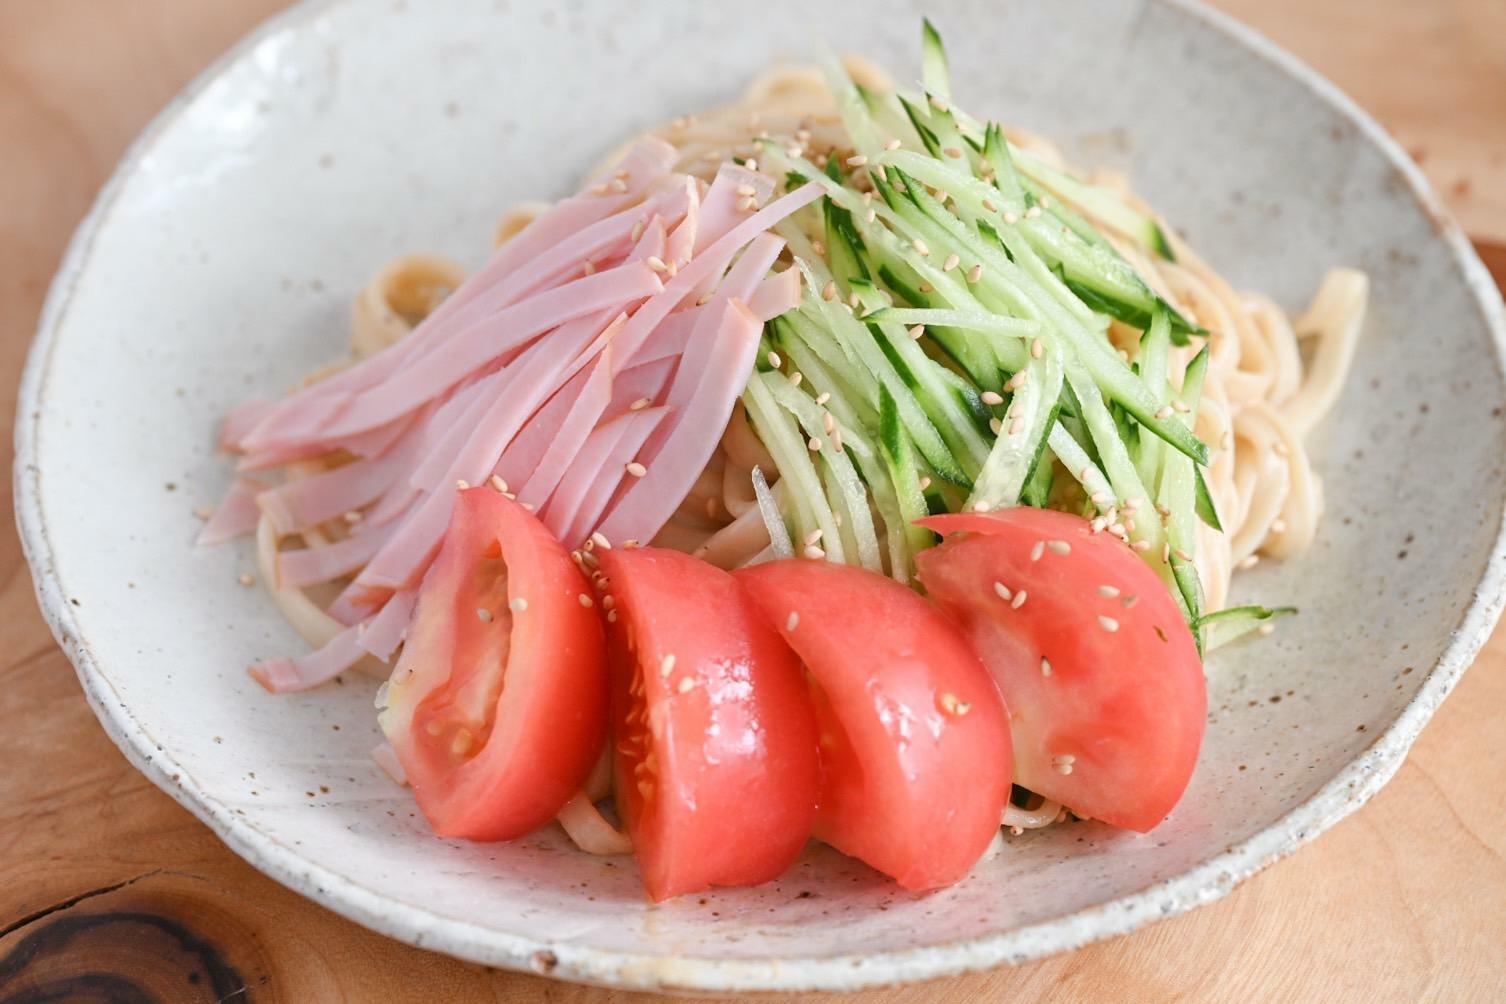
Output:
[{"xmin": 212, "ymin": 135, "xmax": 820, "ymax": 693}]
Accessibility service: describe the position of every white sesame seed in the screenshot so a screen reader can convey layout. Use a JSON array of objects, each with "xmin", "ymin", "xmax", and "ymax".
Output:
[
  {"xmin": 193, "ymin": 505, "xmax": 215, "ymax": 520},
  {"xmin": 737, "ymin": 196, "xmax": 757, "ymax": 212},
  {"xmin": 822, "ymin": 280, "xmax": 838, "ymax": 301},
  {"xmin": 510, "ymin": 596, "xmax": 528, "ymax": 612},
  {"xmin": 1040, "ymin": 656, "xmax": 1053, "ymax": 677},
  {"xmin": 591, "ymin": 532, "xmax": 612, "ymax": 551},
  {"xmin": 912, "ymin": 238, "xmax": 931, "ymax": 256},
  {"xmin": 677, "ymin": 676, "xmax": 696, "ymax": 693},
  {"xmin": 1003, "ymin": 211, "xmax": 1019, "ymax": 225},
  {"xmin": 476, "ymin": 607, "xmax": 493, "ymax": 623},
  {"xmin": 992, "ymin": 582, "xmax": 1012, "ymax": 603},
  {"xmin": 1047, "ymin": 540, "xmax": 1071, "ymax": 555},
  {"xmin": 808, "ymin": 436, "xmax": 822, "ymax": 452},
  {"xmin": 238, "ymin": 573, "xmax": 255, "ymax": 587},
  {"xmin": 846, "ymin": 155, "xmax": 868, "ymax": 167},
  {"xmin": 981, "ymin": 391, "xmax": 1005, "ymax": 406},
  {"xmin": 601, "ymin": 595, "xmax": 615, "ymax": 609},
  {"xmin": 982, "ymin": 198, "xmax": 998, "ymax": 213},
  {"xmin": 578, "ymin": 593, "xmax": 594, "ymax": 608},
  {"xmin": 1051, "ymin": 753, "xmax": 1077, "ymax": 765},
  {"xmin": 972, "ymin": 500, "xmax": 992, "ymax": 512},
  {"xmin": 804, "ymin": 528, "xmax": 823, "ymax": 546},
  {"xmin": 1271, "ymin": 519, "xmax": 1288, "ymax": 534},
  {"xmin": 908, "ymin": 324, "xmax": 926, "ymax": 340},
  {"xmin": 660, "ymin": 654, "xmax": 676, "ymax": 677},
  {"xmin": 1238, "ymin": 554, "xmax": 1260, "ymax": 570},
  {"xmin": 606, "ymin": 609, "xmax": 618, "ymax": 623},
  {"xmin": 1006, "ymin": 371, "xmax": 1028, "ymax": 391},
  {"xmin": 1025, "ymin": 205, "xmax": 1043, "ymax": 219},
  {"xmin": 942, "ymin": 253, "xmax": 961, "ymax": 272},
  {"xmin": 787, "ymin": 611, "xmax": 800, "ymax": 631},
  {"xmin": 815, "ymin": 392, "xmax": 831, "ymax": 406},
  {"xmin": 866, "ymin": 209, "xmax": 877, "ymax": 223},
  {"xmin": 735, "ymin": 183, "xmax": 756, "ymax": 197},
  {"xmin": 1031, "ymin": 339, "xmax": 1044, "ymax": 359},
  {"xmin": 1011, "ymin": 590, "xmax": 1028, "ymax": 610},
  {"xmin": 1054, "ymin": 762, "xmax": 1074, "ymax": 775},
  {"xmin": 766, "ymin": 350, "xmax": 782, "ymax": 368},
  {"xmin": 1098, "ymin": 615, "xmax": 1120, "ymax": 632},
  {"xmin": 1173, "ymin": 400, "xmax": 1191, "ymax": 414},
  {"xmin": 832, "ymin": 429, "xmax": 844, "ymax": 452},
  {"xmin": 455, "ymin": 479, "xmax": 471, "ymax": 490},
  {"xmin": 811, "ymin": 239, "xmax": 828, "ymax": 255},
  {"xmin": 918, "ymin": 281, "xmax": 934, "ymax": 293},
  {"xmin": 989, "ymin": 417, "xmax": 1003, "ymax": 435},
  {"xmin": 919, "ymin": 476, "xmax": 932, "ymax": 491},
  {"xmin": 929, "ymin": 94, "xmax": 949, "ymax": 112},
  {"xmin": 943, "ymin": 147, "xmax": 963, "ymax": 159},
  {"xmin": 1258, "ymin": 623, "xmax": 1276, "ymax": 636},
  {"xmin": 885, "ymin": 138, "xmax": 902, "ymax": 150},
  {"xmin": 789, "ymin": 371, "xmax": 803, "ymax": 388},
  {"xmin": 625, "ymin": 461, "xmax": 647, "ymax": 478},
  {"xmin": 803, "ymin": 545, "xmax": 826, "ymax": 560},
  {"xmin": 1173, "ymin": 547, "xmax": 1193, "ymax": 561},
  {"xmin": 1133, "ymin": 539, "xmax": 1151, "ymax": 552},
  {"xmin": 1009, "ymin": 417, "xmax": 1025, "ymax": 435},
  {"xmin": 1155, "ymin": 405, "xmax": 1175, "ymax": 420},
  {"xmin": 966, "ymin": 264, "xmax": 984, "ymax": 283},
  {"xmin": 646, "ymin": 256, "xmax": 668, "ymax": 273},
  {"xmin": 1030, "ymin": 541, "xmax": 1045, "ymax": 561},
  {"xmin": 1098, "ymin": 584, "xmax": 1120, "ymax": 598}
]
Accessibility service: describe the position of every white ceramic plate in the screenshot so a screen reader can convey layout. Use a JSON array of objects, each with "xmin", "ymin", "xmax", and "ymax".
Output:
[{"xmin": 16, "ymin": 0, "xmax": 1506, "ymax": 993}]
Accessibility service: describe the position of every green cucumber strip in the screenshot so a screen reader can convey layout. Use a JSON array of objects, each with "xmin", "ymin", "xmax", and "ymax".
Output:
[
  {"xmin": 824, "ymin": 198, "xmax": 871, "ymax": 289},
  {"xmin": 1159, "ymin": 345, "xmax": 1211, "ymax": 628},
  {"xmin": 817, "ymin": 47, "xmax": 885, "ymax": 158},
  {"xmin": 749, "ymin": 465, "xmax": 795, "ymax": 560},
  {"xmin": 867, "ymin": 307, "xmax": 1037, "ymax": 339},
  {"xmin": 1020, "ymin": 441, "xmax": 1055, "ymax": 508},
  {"xmin": 1134, "ymin": 308, "xmax": 1171, "ymax": 489},
  {"xmin": 967, "ymin": 339, "xmax": 1063, "ymax": 510},
  {"xmin": 1197, "ymin": 605, "xmax": 1297, "ymax": 650},
  {"xmin": 742, "ymin": 375, "xmax": 843, "ymax": 563},
  {"xmin": 920, "ymin": 18, "xmax": 951, "ymax": 101},
  {"xmin": 1009, "ymin": 147, "xmax": 1177, "ymax": 261},
  {"xmin": 1194, "ymin": 468, "xmax": 1223, "ymax": 532},
  {"xmin": 850, "ymin": 279, "xmax": 993, "ymax": 472},
  {"xmin": 772, "ymin": 314, "xmax": 881, "ymax": 436},
  {"xmin": 761, "ymin": 373, "xmax": 882, "ymax": 572},
  {"xmin": 982, "ymin": 121, "xmax": 1028, "ymax": 207},
  {"xmin": 791, "ymin": 260, "xmax": 970, "ymax": 486},
  {"xmin": 878, "ymin": 384, "xmax": 935, "ymax": 570},
  {"xmin": 1047, "ymin": 422, "xmax": 1115, "ymax": 512}
]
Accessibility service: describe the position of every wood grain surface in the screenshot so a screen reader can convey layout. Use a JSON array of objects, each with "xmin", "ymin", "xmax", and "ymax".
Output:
[{"xmin": 2, "ymin": 2, "xmax": 1503, "ymax": 1000}]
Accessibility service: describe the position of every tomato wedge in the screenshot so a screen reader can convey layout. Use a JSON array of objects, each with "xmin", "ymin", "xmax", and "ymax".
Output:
[
  {"xmin": 915, "ymin": 508, "xmax": 1206, "ymax": 832},
  {"xmin": 379, "ymin": 486, "xmax": 608, "ymax": 840},
  {"xmin": 736, "ymin": 560, "xmax": 1011, "ymax": 891},
  {"xmin": 596, "ymin": 546, "xmax": 819, "ymax": 901}
]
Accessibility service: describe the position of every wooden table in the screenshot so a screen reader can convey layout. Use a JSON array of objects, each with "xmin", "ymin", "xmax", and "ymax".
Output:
[{"xmin": 3, "ymin": 2, "xmax": 1503, "ymax": 999}]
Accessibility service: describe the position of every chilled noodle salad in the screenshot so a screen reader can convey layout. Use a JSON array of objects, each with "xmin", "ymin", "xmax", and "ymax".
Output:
[{"xmin": 204, "ymin": 24, "xmax": 1366, "ymax": 900}]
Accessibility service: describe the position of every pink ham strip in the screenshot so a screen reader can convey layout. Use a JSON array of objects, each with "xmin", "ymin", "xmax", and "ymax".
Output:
[
  {"xmin": 355, "ymin": 326, "xmax": 624, "ymax": 592},
  {"xmin": 221, "ymin": 398, "xmax": 273, "ymax": 450},
  {"xmin": 357, "ymin": 588, "xmax": 417, "ymax": 660},
  {"xmin": 245, "ymin": 261, "xmax": 661, "ymax": 448},
  {"xmin": 515, "ymin": 351, "xmax": 615, "ymax": 512},
  {"xmin": 407, "ymin": 309, "xmax": 616, "ymax": 490},
  {"xmin": 695, "ymin": 164, "xmax": 776, "ymax": 255},
  {"xmin": 226, "ymin": 138, "xmax": 678, "ymax": 441},
  {"xmin": 479, "ymin": 184, "xmax": 690, "ymax": 309},
  {"xmin": 663, "ymin": 177, "xmax": 700, "ymax": 269},
  {"xmin": 553, "ymin": 407, "xmax": 672, "ymax": 547},
  {"xmin": 748, "ymin": 267, "xmax": 802, "ymax": 321},
  {"xmin": 276, "ymin": 531, "xmax": 387, "ymax": 589},
  {"xmin": 197, "ymin": 477, "xmax": 267, "ymax": 545},
  {"xmin": 606, "ymin": 357, "xmax": 678, "ymax": 415},
  {"xmin": 594, "ymin": 299, "xmax": 763, "ymax": 545},
  {"xmin": 256, "ymin": 432, "xmax": 424, "ymax": 534},
  {"xmin": 577, "ymin": 183, "xmax": 821, "ymax": 370},
  {"xmin": 492, "ymin": 368, "xmax": 588, "ymax": 490},
  {"xmin": 250, "ymin": 621, "xmax": 367, "ymax": 694}
]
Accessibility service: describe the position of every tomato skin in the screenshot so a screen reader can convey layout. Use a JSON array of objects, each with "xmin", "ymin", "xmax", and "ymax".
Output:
[
  {"xmin": 380, "ymin": 487, "xmax": 608, "ymax": 841},
  {"xmin": 916, "ymin": 508, "xmax": 1206, "ymax": 833},
  {"xmin": 597, "ymin": 547, "xmax": 819, "ymax": 902},
  {"xmin": 736, "ymin": 559, "xmax": 1012, "ymax": 891}
]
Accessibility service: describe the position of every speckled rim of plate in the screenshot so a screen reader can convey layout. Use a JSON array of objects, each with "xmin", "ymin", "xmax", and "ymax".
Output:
[{"xmin": 13, "ymin": 0, "xmax": 1506, "ymax": 993}]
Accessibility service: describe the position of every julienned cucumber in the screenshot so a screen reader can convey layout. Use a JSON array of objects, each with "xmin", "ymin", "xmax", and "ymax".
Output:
[{"xmin": 741, "ymin": 21, "xmax": 1284, "ymax": 644}]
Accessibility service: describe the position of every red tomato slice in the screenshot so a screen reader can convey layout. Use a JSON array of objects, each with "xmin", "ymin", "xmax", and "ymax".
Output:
[
  {"xmin": 596, "ymin": 546, "xmax": 819, "ymax": 902},
  {"xmin": 380, "ymin": 487, "xmax": 608, "ymax": 841},
  {"xmin": 915, "ymin": 508, "xmax": 1206, "ymax": 832},
  {"xmin": 736, "ymin": 559, "xmax": 1012, "ymax": 891}
]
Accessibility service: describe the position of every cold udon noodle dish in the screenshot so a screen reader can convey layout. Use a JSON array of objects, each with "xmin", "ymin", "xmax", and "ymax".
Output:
[{"xmin": 205, "ymin": 24, "xmax": 1364, "ymax": 900}]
